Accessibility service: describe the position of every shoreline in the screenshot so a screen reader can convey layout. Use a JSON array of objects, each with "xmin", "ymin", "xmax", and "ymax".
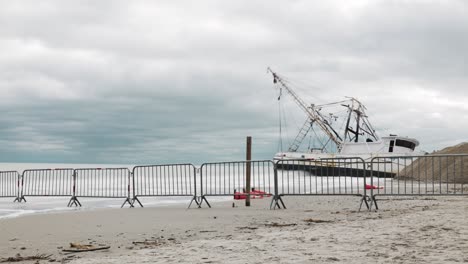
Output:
[
  {"xmin": 0, "ymin": 196, "xmax": 232, "ymax": 220},
  {"xmin": 1, "ymin": 196, "xmax": 467, "ymax": 263}
]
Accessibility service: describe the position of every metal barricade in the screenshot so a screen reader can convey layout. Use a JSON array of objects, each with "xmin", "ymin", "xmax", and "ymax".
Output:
[
  {"xmin": 369, "ymin": 154, "xmax": 468, "ymax": 209},
  {"xmin": 132, "ymin": 164, "xmax": 197, "ymax": 208},
  {"xmin": 73, "ymin": 168, "xmax": 132, "ymax": 208},
  {"xmin": 0, "ymin": 171, "xmax": 20, "ymax": 201},
  {"xmin": 19, "ymin": 169, "xmax": 75, "ymax": 203},
  {"xmin": 199, "ymin": 160, "xmax": 275, "ymax": 208},
  {"xmin": 274, "ymin": 158, "xmax": 369, "ymax": 209}
]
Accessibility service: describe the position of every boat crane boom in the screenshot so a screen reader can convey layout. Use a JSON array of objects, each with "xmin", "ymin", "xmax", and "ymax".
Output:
[{"xmin": 268, "ymin": 68, "xmax": 343, "ymax": 149}]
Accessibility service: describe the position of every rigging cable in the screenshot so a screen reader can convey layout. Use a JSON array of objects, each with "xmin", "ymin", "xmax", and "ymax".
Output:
[
  {"xmin": 311, "ymin": 127, "xmax": 326, "ymax": 150},
  {"xmin": 279, "ymin": 75, "xmax": 325, "ymax": 103},
  {"xmin": 338, "ymin": 113, "xmax": 348, "ymax": 134},
  {"xmin": 315, "ymin": 99, "xmax": 350, "ymax": 108},
  {"xmin": 277, "ymin": 84, "xmax": 291, "ymax": 152},
  {"xmin": 277, "ymin": 95, "xmax": 283, "ymax": 152}
]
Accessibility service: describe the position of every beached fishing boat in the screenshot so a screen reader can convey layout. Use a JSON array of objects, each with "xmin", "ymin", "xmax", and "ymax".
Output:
[{"xmin": 268, "ymin": 68, "xmax": 420, "ymax": 177}]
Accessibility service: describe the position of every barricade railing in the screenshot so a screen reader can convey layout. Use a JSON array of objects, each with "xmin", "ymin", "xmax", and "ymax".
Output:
[
  {"xmin": 73, "ymin": 168, "xmax": 132, "ymax": 208},
  {"xmin": 19, "ymin": 169, "xmax": 75, "ymax": 203},
  {"xmin": 2, "ymin": 155, "xmax": 466, "ymax": 211},
  {"xmin": 199, "ymin": 160, "xmax": 275, "ymax": 208},
  {"xmin": 132, "ymin": 164, "xmax": 198, "ymax": 208},
  {"xmin": 369, "ymin": 154, "xmax": 468, "ymax": 210},
  {"xmin": 0, "ymin": 171, "xmax": 21, "ymax": 201},
  {"xmin": 274, "ymin": 157, "xmax": 370, "ymax": 210}
]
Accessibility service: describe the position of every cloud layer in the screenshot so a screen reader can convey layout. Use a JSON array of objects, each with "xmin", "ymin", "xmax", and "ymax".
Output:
[{"xmin": 0, "ymin": 0, "xmax": 467, "ymax": 164}]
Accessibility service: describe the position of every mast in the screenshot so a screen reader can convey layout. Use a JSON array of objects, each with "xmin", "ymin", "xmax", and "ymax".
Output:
[
  {"xmin": 355, "ymin": 112, "xmax": 361, "ymax": 143},
  {"xmin": 343, "ymin": 97, "xmax": 379, "ymax": 143},
  {"xmin": 343, "ymin": 106, "xmax": 352, "ymax": 141},
  {"xmin": 268, "ymin": 68, "xmax": 343, "ymax": 149}
]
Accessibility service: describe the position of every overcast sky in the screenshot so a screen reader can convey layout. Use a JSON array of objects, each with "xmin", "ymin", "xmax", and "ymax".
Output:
[{"xmin": 0, "ymin": 0, "xmax": 467, "ymax": 164}]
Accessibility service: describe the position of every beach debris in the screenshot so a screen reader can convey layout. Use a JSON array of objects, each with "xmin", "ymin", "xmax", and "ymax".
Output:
[
  {"xmin": 264, "ymin": 222, "xmax": 297, "ymax": 228},
  {"xmin": 61, "ymin": 255, "xmax": 79, "ymax": 262},
  {"xmin": 303, "ymin": 219, "xmax": 333, "ymax": 224},
  {"xmin": 70, "ymin": 243, "xmax": 94, "ymax": 250},
  {"xmin": 132, "ymin": 239, "xmax": 165, "ymax": 247},
  {"xmin": 62, "ymin": 243, "xmax": 110, "ymax": 253},
  {"xmin": 0, "ymin": 253, "xmax": 52, "ymax": 263},
  {"xmin": 419, "ymin": 225, "xmax": 437, "ymax": 232},
  {"xmin": 236, "ymin": 226, "xmax": 258, "ymax": 230}
]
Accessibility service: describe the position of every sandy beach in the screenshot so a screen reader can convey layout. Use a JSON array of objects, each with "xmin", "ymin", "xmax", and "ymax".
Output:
[{"xmin": 0, "ymin": 196, "xmax": 467, "ymax": 263}]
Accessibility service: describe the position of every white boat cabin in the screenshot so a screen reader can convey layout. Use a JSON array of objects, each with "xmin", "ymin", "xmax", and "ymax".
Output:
[
  {"xmin": 275, "ymin": 135, "xmax": 420, "ymax": 160},
  {"xmin": 340, "ymin": 135, "xmax": 419, "ymax": 155}
]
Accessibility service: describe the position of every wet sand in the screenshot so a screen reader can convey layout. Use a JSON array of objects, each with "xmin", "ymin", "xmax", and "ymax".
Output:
[{"xmin": 0, "ymin": 196, "xmax": 467, "ymax": 263}]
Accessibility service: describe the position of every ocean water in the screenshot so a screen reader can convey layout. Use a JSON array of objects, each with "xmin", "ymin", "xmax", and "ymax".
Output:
[
  {"xmin": 0, "ymin": 195, "xmax": 232, "ymax": 220},
  {"xmin": 0, "ymin": 162, "xmax": 231, "ymax": 219},
  {"xmin": 0, "ymin": 162, "xmax": 382, "ymax": 219}
]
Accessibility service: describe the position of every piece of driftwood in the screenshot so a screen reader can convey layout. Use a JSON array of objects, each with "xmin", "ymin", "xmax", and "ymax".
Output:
[
  {"xmin": 63, "ymin": 246, "xmax": 110, "ymax": 253},
  {"xmin": 264, "ymin": 222, "xmax": 297, "ymax": 227},
  {"xmin": 303, "ymin": 219, "xmax": 333, "ymax": 223},
  {"xmin": 132, "ymin": 240, "xmax": 163, "ymax": 246},
  {"xmin": 0, "ymin": 254, "xmax": 52, "ymax": 262},
  {"xmin": 62, "ymin": 243, "xmax": 110, "ymax": 253},
  {"xmin": 236, "ymin": 226, "xmax": 258, "ymax": 230},
  {"xmin": 70, "ymin": 243, "xmax": 94, "ymax": 250}
]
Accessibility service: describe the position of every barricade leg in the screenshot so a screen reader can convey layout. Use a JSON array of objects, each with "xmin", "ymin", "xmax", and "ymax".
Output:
[
  {"xmin": 370, "ymin": 195, "xmax": 379, "ymax": 211},
  {"xmin": 358, "ymin": 195, "xmax": 379, "ymax": 211},
  {"xmin": 121, "ymin": 197, "xmax": 133, "ymax": 208},
  {"xmin": 270, "ymin": 195, "xmax": 286, "ymax": 210},
  {"xmin": 187, "ymin": 196, "xmax": 200, "ymax": 209},
  {"xmin": 131, "ymin": 196, "xmax": 143, "ymax": 207},
  {"xmin": 13, "ymin": 196, "xmax": 26, "ymax": 203},
  {"xmin": 68, "ymin": 196, "xmax": 81, "ymax": 207},
  {"xmin": 198, "ymin": 196, "xmax": 211, "ymax": 208},
  {"xmin": 358, "ymin": 195, "xmax": 370, "ymax": 211}
]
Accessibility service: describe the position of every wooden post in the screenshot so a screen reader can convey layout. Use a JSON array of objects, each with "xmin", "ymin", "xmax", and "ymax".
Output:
[{"xmin": 246, "ymin": 136, "xmax": 252, "ymax": 207}]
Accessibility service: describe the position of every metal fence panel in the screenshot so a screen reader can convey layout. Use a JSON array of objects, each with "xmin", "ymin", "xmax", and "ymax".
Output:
[
  {"xmin": 0, "ymin": 171, "xmax": 20, "ymax": 198},
  {"xmin": 74, "ymin": 168, "xmax": 130, "ymax": 198},
  {"xmin": 370, "ymin": 154, "xmax": 468, "ymax": 197},
  {"xmin": 4, "ymin": 154, "xmax": 466, "ymax": 210},
  {"xmin": 275, "ymin": 158, "xmax": 367, "ymax": 196},
  {"xmin": 133, "ymin": 164, "xmax": 196, "ymax": 197},
  {"xmin": 200, "ymin": 160, "xmax": 275, "ymax": 197},
  {"xmin": 22, "ymin": 169, "xmax": 74, "ymax": 197}
]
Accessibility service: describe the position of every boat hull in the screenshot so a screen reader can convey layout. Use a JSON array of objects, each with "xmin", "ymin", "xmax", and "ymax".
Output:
[{"xmin": 275, "ymin": 162, "xmax": 396, "ymax": 178}]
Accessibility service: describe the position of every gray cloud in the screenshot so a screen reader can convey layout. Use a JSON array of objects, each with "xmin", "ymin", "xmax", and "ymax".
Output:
[{"xmin": 0, "ymin": 0, "xmax": 467, "ymax": 164}]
